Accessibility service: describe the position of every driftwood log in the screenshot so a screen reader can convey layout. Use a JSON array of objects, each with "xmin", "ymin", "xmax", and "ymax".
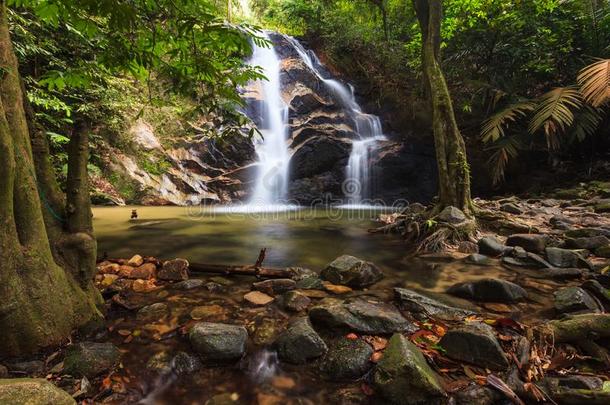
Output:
[{"xmin": 189, "ymin": 248, "xmax": 293, "ymax": 279}]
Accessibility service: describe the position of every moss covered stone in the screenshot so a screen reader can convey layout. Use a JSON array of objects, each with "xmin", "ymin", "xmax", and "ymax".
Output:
[
  {"xmin": 373, "ymin": 334, "xmax": 445, "ymax": 404},
  {"xmin": 319, "ymin": 337, "xmax": 373, "ymax": 380},
  {"xmin": 63, "ymin": 342, "xmax": 121, "ymax": 378},
  {"xmin": 0, "ymin": 378, "xmax": 75, "ymax": 405}
]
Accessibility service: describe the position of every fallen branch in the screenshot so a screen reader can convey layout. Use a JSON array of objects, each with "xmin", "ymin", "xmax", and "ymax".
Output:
[
  {"xmin": 189, "ymin": 248, "xmax": 292, "ymax": 279},
  {"xmin": 189, "ymin": 262, "xmax": 292, "ymax": 279}
]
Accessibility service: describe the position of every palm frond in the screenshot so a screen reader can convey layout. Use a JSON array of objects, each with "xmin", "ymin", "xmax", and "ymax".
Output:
[
  {"xmin": 480, "ymin": 101, "xmax": 535, "ymax": 143},
  {"xmin": 528, "ymin": 87, "xmax": 583, "ymax": 149},
  {"xmin": 568, "ymin": 105, "xmax": 604, "ymax": 142},
  {"xmin": 486, "ymin": 135, "xmax": 524, "ymax": 185},
  {"xmin": 578, "ymin": 59, "xmax": 610, "ymax": 107}
]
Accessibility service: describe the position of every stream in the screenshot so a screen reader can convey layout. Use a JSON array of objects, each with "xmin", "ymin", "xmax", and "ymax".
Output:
[{"xmin": 92, "ymin": 206, "xmax": 562, "ymax": 404}]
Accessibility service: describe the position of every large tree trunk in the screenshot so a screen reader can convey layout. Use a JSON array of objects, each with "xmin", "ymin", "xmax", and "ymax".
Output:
[
  {"xmin": 0, "ymin": 1, "xmax": 101, "ymax": 357},
  {"xmin": 413, "ymin": 0, "xmax": 472, "ymax": 215}
]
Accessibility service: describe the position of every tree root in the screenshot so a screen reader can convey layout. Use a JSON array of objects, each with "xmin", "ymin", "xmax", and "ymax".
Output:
[{"xmin": 369, "ymin": 204, "xmax": 478, "ymax": 252}]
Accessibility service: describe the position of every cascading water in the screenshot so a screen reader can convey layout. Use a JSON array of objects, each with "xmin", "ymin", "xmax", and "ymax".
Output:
[
  {"xmin": 285, "ymin": 37, "xmax": 386, "ymax": 205},
  {"xmin": 248, "ymin": 32, "xmax": 291, "ymax": 209}
]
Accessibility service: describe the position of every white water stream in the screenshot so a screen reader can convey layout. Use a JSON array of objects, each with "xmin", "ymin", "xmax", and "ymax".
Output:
[
  {"xmin": 247, "ymin": 32, "xmax": 291, "ymax": 210},
  {"xmin": 231, "ymin": 33, "xmax": 385, "ymax": 212},
  {"xmin": 285, "ymin": 37, "xmax": 386, "ymax": 205}
]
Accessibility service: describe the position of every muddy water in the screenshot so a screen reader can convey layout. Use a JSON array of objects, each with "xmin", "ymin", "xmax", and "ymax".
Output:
[{"xmin": 93, "ymin": 206, "xmax": 557, "ymax": 404}]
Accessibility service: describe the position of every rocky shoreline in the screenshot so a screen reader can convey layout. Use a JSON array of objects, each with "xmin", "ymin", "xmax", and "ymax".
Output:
[{"xmin": 3, "ymin": 189, "xmax": 610, "ymax": 404}]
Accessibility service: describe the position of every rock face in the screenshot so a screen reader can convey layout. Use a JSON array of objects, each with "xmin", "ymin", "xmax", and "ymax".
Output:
[
  {"xmin": 447, "ymin": 278, "xmax": 527, "ymax": 303},
  {"xmin": 394, "ymin": 288, "xmax": 475, "ymax": 321},
  {"xmin": 439, "ymin": 322, "xmax": 509, "ymax": 370},
  {"xmin": 63, "ymin": 342, "xmax": 121, "ymax": 378},
  {"xmin": 319, "ymin": 338, "xmax": 373, "ymax": 380},
  {"xmin": 0, "ymin": 379, "xmax": 75, "ymax": 405},
  {"xmin": 309, "ymin": 298, "xmax": 416, "ymax": 334},
  {"xmin": 94, "ymin": 33, "xmax": 441, "ymax": 206},
  {"xmin": 275, "ymin": 317, "xmax": 327, "ymax": 364},
  {"xmin": 373, "ymin": 334, "xmax": 445, "ymax": 404},
  {"xmin": 320, "ymin": 255, "xmax": 383, "ymax": 288},
  {"xmin": 189, "ymin": 322, "xmax": 248, "ymax": 362}
]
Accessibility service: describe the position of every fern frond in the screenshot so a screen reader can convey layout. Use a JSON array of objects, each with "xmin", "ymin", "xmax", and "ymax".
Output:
[
  {"xmin": 480, "ymin": 101, "xmax": 535, "ymax": 143},
  {"xmin": 528, "ymin": 87, "xmax": 583, "ymax": 148},
  {"xmin": 578, "ymin": 59, "xmax": 610, "ymax": 107}
]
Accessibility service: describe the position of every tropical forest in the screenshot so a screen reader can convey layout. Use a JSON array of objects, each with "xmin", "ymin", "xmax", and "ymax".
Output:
[{"xmin": 1, "ymin": 0, "xmax": 610, "ymax": 404}]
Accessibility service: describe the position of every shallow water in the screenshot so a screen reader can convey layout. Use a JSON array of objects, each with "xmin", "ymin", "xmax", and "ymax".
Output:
[
  {"xmin": 94, "ymin": 206, "xmax": 405, "ymax": 272},
  {"xmin": 93, "ymin": 206, "xmax": 559, "ymax": 404}
]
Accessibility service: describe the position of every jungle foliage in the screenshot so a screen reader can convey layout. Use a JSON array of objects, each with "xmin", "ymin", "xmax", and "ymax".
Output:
[
  {"xmin": 252, "ymin": 0, "xmax": 610, "ymax": 184},
  {"xmin": 10, "ymin": 0, "xmax": 265, "ymax": 183}
]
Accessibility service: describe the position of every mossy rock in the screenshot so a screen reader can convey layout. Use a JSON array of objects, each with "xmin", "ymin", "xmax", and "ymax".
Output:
[
  {"xmin": 0, "ymin": 378, "xmax": 75, "ymax": 405},
  {"xmin": 373, "ymin": 334, "xmax": 445, "ymax": 404},
  {"xmin": 552, "ymin": 188, "xmax": 588, "ymax": 200},
  {"xmin": 63, "ymin": 342, "xmax": 121, "ymax": 378},
  {"xmin": 319, "ymin": 337, "xmax": 373, "ymax": 380}
]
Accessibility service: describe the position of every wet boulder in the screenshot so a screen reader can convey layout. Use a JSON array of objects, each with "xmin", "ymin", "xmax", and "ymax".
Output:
[
  {"xmin": 63, "ymin": 342, "xmax": 121, "ymax": 378},
  {"xmin": 594, "ymin": 244, "xmax": 610, "ymax": 258},
  {"xmin": 394, "ymin": 288, "xmax": 475, "ymax": 321},
  {"xmin": 320, "ymin": 255, "xmax": 383, "ymax": 288},
  {"xmin": 565, "ymin": 235, "xmax": 610, "ymax": 250},
  {"xmin": 439, "ymin": 322, "xmax": 509, "ymax": 370},
  {"xmin": 454, "ymin": 385, "xmax": 500, "ymax": 405},
  {"xmin": 288, "ymin": 267, "xmax": 324, "ymax": 289},
  {"xmin": 189, "ymin": 322, "xmax": 248, "ymax": 362},
  {"xmin": 309, "ymin": 298, "xmax": 416, "ymax": 334},
  {"xmin": 252, "ymin": 279, "xmax": 296, "ymax": 295},
  {"xmin": 373, "ymin": 334, "xmax": 445, "ymax": 404},
  {"xmin": 128, "ymin": 262, "xmax": 157, "ymax": 279},
  {"xmin": 172, "ymin": 351, "xmax": 202, "ymax": 375},
  {"xmin": 7, "ymin": 361, "xmax": 44, "ymax": 377},
  {"xmin": 545, "ymin": 247, "xmax": 589, "ymax": 269},
  {"xmin": 554, "ymin": 287, "xmax": 600, "ymax": 314},
  {"xmin": 465, "ymin": 253, "xmax": 494, "ymax": 266},
  {"xmin": 500, "ymin": 203, "xmax": 523, "ymax": 215},
  {"xmin": 173, "ymin": 279, "xmax": 205, "ymax": 290},
  {"xmin": 243, "ymin": 291, "xmax": 274, "ymax": 306},
  {"xmin": 0, "ymin": 379, "xmax": 75, "ymax": 405},
  {"xmin": 447, "ymin": 278, "xmax": 527, "ymax": 303},
  {"xmin": 477, "ymin": 236, "xmax": 513, "ymax": 257},
  {"xmin": 158, "ymin": 258, "xmax": 189, "ymax": 281},
  {"xmin": 437, "ymin": 206, "xmax": 466, "ymax": 224},
  {"xmin": 275, "ymin": 317, "xmax": 327, "ymax": 364},
  {"xmin": 280, "ymin": 290, "xmax": 311, "ymax": 312},
  {"xmin": 506, "ymin": 234, "xmax": 547, "ymax": 253},
  {"xmin": 581, "ymin": 280, "xmax": 610, "ymax": 308},
  {"xmin": 319, "ymin": 337, "xmax": 373, "ymax": 380},
  {"xmin": 136, "ymin": 302, "xmax": 169, "ymax": 322}
]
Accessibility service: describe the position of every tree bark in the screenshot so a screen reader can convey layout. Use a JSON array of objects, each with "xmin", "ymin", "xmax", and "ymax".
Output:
[
  {"xmin": 0, "ymin": 1, "xmax": 101, "ymax": 357},
  {"xmin": 413, "ymin": 0, "xmax": 472, "ymax": 215}
]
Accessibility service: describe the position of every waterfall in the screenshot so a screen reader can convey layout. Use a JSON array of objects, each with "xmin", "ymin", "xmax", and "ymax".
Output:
[
  {"xmin": 248, "ymin": 32, "xmax": 291, "ymax": 209},
  {"xmin": 285, "ymin": 37, "xmax": 386, "ymax": 205}
]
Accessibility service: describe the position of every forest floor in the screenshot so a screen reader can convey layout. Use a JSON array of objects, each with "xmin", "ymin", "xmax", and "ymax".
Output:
[{"xmin": 3, "ymin": 182, "xmax": 610, "ymax": 404}]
